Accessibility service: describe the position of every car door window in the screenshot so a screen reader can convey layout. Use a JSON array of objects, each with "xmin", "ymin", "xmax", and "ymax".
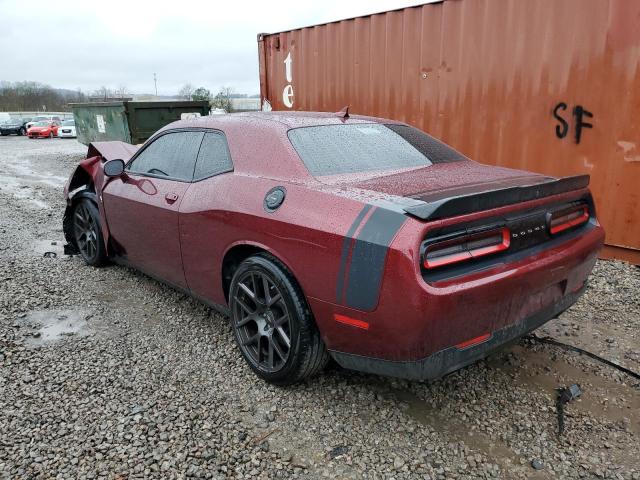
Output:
[
  {"xmin": 128, "ymin": 131, "xmax": 204, "ymax": 181},
  {"xmin": 193, "ymin": 132, "xmax": 233, "ymax": 181}
]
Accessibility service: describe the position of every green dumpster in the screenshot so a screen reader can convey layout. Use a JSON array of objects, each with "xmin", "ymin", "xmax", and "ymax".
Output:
[{"xmin": 70, "ymin": 100, "xmax": 211, "ymax": 145}]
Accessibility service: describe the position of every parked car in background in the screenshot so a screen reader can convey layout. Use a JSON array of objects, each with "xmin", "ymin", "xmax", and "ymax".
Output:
[
  {"xmin": 0, "ymin": 117, "xmax": 32, "ymax": 136},
  {"xmin": 27, "ymin": 121, "xmax": 59, "ymax": 138},
  {"xmin": 26, "ymin": 115, "xmax": 62, "ymax": 130},
  {"xmin": 61, "ymin": 112, "xmax": 604, "ymax": 385},
  {"xmin": 57, "ymin": 119, "xmax": 77, "ymax": 138}
]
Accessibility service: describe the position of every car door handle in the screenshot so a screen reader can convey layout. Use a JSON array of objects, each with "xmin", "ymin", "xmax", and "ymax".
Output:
[{"xmin": 165, "ymin": 193, "xmax": 179, "ymax": 204}]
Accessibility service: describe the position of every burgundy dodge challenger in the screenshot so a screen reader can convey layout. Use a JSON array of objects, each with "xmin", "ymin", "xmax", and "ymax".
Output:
[{"xmin": 62, "ymin": 112, "xmax": 604, "ymax": 384}]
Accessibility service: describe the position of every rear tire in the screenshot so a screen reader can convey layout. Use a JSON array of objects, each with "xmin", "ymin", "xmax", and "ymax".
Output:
[
  {"xmin": 48, "ymin": 132, "xmax": 53, "ymax": 139},
  {"xmin": 229, "ymin": 254, "xmax": 329, "ymax": 385},
  {"xmin": 18, "ymin": 127, "xmax": 25, "ymax": 136},
  {"xmin": 72, "ymin": 199, "xmax": 107, "ymax": 267}
]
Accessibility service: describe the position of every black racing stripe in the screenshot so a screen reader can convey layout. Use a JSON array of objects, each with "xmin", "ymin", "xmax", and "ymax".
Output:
[
  {"xmin": 344, "ymin": 209, "xmax": 407, "ymax": 311},
  {"xmin": 336, "ymin": 204, "xmax": 373, "ymax": 303}
]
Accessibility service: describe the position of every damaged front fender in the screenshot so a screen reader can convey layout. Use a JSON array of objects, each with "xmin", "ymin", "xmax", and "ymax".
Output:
[{"xmin": 63, "ymin": 141, "xmax": 138, "ymax": 256}]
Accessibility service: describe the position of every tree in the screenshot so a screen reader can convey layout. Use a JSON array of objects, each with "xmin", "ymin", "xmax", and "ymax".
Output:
[
  {"xmin": 92, "ymin": 86, "xmax": 113, "ymax": 101},
  {"xmin": 191, "ymin": 87, "xmax": 211, "ymax": 102},
  {"xmin": 211, "ymin": 86, "xmax": 234, "ymax": 113},
  {"xmin": 0, "ymin": 81, "xmax": 76, "ymax": 112},
  {"xmin": 178, "ymin": 83, "xmax": 195, "ymax": 100},
  {"xmin": 114, "ymin": 85, "xmax": 130, "ymax": 99}
]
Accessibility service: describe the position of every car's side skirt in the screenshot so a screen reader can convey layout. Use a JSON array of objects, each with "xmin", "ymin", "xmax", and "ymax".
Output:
[{"xmin": 111, "ymin": 256, "xmax": 230, "ymax": 317}]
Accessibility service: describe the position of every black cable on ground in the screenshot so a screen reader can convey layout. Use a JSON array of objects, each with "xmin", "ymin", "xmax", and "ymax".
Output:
[{"xmin": 526, "ymin": 334, "xmax": 640, "ymax": 381}]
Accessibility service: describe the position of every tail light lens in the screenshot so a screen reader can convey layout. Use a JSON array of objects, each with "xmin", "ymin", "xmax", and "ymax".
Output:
[
  {"xmin": 423, "ymin": 227, "xmax": 510, "ymax": 269},
  {"xmin": 548, "ymin": 205, "xmax": 589, "ymax": 235}
]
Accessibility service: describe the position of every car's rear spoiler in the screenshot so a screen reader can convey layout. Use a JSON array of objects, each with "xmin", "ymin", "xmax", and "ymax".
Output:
[{"xmin": 403, "ymin": 175, "xmax": 590, "ymax": 221}]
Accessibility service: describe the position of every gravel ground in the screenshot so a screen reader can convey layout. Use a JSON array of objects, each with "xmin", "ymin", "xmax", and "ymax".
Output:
[{"xmin": 0, "ymin": 136, "xmax": 638, "ymax": 479}]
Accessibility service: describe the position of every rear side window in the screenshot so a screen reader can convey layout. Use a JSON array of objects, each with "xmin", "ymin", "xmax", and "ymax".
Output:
[
  {"xmin": 128, "ymin": 131, "xmax": 204, "ymax": 181},
  {"xmin": 288, "ymin": 124, "xmax": 433, "ymax": 176},
  {"xmin": 193, "ymin": 132, "xmax": 233, "ymax": 180},
  {"xmin": 386, "ymin": 124, "xmax": 467, "ymax": 164}
]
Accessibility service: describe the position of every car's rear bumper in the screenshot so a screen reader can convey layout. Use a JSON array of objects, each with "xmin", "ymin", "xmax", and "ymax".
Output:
[
  {"xmin": 329, "ymin": 282, "xmax": 584, "ymax": 380},
  {"xmin": 309, "ymin": 208, "xmax": 603, "ymax": 381}
]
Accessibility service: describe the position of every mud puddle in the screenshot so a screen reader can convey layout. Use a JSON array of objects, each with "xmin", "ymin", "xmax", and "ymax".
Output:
[
  {"xmin": 15, "ymin": 309, "xmax": 95, "ymax": 346},
  {"xmin": 492, "ymin": 345, "xmax": 640, "ymax": 434},
  {"xmin": 32, "ymin": 239, "xmax": 67, "ymax": 257}
]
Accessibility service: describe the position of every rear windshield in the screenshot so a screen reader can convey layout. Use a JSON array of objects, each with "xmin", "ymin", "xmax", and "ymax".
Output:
[
  {"xmin": 288, "ymin": 124, "xmax": 464, "ymax": 176},
  {"xmin": 62, "ymin": 120, "xmax": 75, "ymax": 126}
]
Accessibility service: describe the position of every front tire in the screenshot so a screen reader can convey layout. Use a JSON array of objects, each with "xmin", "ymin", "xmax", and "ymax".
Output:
[
  {"xmin": 18, "ymin": 128, "xmax": 25, "ymax": 136},
  {"xmin": 229, "ymin": 254, "xmax": 329, "ymax": 385},
  {"xmin": 72, "ymin": 199, "xmax": 107, "ymax": 267}
]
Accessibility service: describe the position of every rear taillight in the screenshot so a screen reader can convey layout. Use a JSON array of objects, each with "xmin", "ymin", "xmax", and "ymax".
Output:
[
  {"xmin": 423, "ymin": 227, "xmax": 510, "ymax": 269},
  {"xmin": 548, "ymin": 205, "xmax": 589, "ymax": 235}
]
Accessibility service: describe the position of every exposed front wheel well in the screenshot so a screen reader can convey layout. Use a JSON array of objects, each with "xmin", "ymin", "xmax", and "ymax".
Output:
[
  {"xmin": 222, "ymin": 244, "xmax": 268, "ymax": 302},
  {"xmin": 63, "ymin": 180, "xmax": 98, "ymax": 252},
  {"xmin": 68, "ymin": 167, "xmax": 94, "ymax": 195}
]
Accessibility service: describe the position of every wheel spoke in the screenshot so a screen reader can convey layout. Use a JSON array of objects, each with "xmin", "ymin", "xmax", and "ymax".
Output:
[
  {"xmin": 272, "ymin": 336, "xmax": 287, "ymax": 358},
  {"xmin": 274, "ymin": 314, "xmax": 288, "ymax": 326},
  {"xmin": 235, "ymin": 296, "xmax": 255, "ymax": 316},
  {"xmin": 268, "ymin": 293, "xmax": 282, "ymax": 307},
  {"xmin": 275, "ymin": 326, "xmax": 290, "ymax": 348},
  {"xmin": 242, "ymin": 332, "xmax": 260, "ymax": 346},
  {"xmin": 267, "ymin": 339, "xmax": 274, "ymax": 368},
  {"xmin": 238, "ymin": 282, "xmax": 256, "ymax": 301},
  {"xmin": 235, "ymin": 313, "xmax": 254, "ymax": 328},
  {"xmin": 251, "ymin": 274, "xmax": 258, "ymax": 298},
  {"xmin": 75, "ymin": 211, "xmax": 87, "ymax": 228},
  {"xmin": 262, "ymin": 275, "xmax": 271, "ymax": 304}
]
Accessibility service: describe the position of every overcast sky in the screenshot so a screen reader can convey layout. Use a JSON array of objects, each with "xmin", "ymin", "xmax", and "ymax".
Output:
[{"xmin": 0, "ymin": 0, "xmax": 427, "ymax": 96}]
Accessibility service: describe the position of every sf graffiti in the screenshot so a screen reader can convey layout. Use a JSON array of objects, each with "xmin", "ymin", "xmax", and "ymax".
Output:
[{"xmin": 553, "ymin": 102, "xmax": 593, "ymax": 144}]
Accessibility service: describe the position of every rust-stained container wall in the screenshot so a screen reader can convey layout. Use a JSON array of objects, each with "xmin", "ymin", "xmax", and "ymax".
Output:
[{"xmin": 258, "ymin": 0, "xmax": 640, "ymax": 263}]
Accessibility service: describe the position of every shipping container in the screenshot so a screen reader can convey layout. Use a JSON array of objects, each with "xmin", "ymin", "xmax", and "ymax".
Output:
[
  {"xmin": 70, "ymin": 100, "xmax": 211, "ymax": 146},
  {"xmin": 258, "ymin": 0, "xmax": 640, "ymax": 263}
]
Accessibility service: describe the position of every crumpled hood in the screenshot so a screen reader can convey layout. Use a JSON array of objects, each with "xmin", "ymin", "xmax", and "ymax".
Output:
[{"xmin": 87, "ymin": 141, "xmax": 139, "ymax": 162}]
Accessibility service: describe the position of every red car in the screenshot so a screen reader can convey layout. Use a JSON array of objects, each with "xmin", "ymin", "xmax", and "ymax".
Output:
[
  {"xmin": 28, "ymin": 121, "xmax": 59, "ymax": 138},
  {"xmin": 62, "ymin": 112, "xmax": 604, "ymax": 384}
]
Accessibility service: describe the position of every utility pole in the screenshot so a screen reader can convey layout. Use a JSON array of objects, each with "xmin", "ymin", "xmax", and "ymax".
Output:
[{"xmin": 154, "ymin": 73, "xmax": 158, "ymax": 97}]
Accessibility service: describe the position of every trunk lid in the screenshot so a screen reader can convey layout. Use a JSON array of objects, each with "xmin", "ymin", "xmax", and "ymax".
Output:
[
  {"xmin": 329, "ymin": 161, "xmax": 549, "ymax": 198},
  {"xmin": 321, "ymin": 161, "xmax": 588, "ymax": 220}
]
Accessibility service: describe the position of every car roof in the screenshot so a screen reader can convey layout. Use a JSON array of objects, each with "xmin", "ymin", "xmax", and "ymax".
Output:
[
  {"xmin": 165, "ymin": 110, "xmax": 403, "ymax": 132},
  {"xmin": 154, "ymin": 111, "xmax": 409, "ymax": 183}
]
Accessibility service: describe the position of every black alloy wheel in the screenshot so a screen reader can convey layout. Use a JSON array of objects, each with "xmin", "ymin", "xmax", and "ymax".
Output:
[
  {"xmin": 229, "ymin": 254, "xmax": 329, "ymax": 384},
  {"xmin": 72, "ymin": 199, "xmax": 107, "ymax": 266},
  {"xmin": 233, "ymin": 269, "xmax": 292, "ymax": 373}
]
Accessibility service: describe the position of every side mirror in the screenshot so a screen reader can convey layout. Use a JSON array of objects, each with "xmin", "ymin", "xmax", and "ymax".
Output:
[{"xmin": 104, "ymin": 159, "xmax": 125, "ymax": 177}]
